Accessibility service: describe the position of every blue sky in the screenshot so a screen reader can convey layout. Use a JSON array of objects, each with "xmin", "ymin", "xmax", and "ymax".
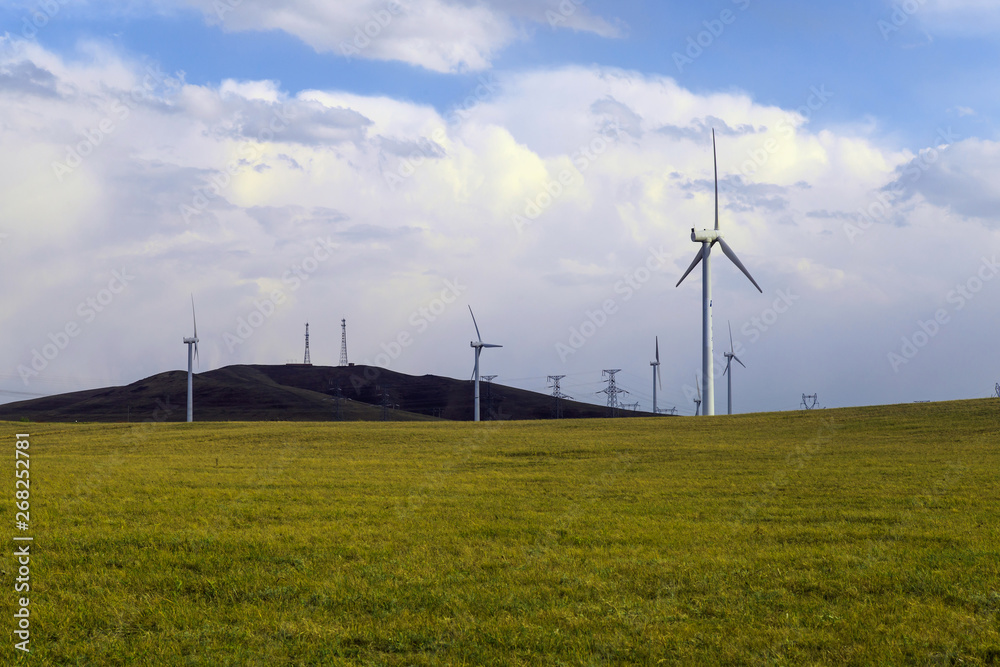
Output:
[{"xmin": 1, "ymin": 0, "xmax": 998, "ymax": 414}]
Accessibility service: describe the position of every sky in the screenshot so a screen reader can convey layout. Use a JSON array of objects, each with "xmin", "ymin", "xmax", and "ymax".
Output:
[{"xmin": 1, "ymin": 0, "xmax": 998, "ymax": 416}]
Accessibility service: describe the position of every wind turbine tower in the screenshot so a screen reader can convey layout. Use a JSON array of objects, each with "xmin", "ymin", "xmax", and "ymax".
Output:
[
  {"xmin": 469, "ymin": 306, "xmax": 502, "ymax": 422},
  {"xmin": 676, "ymin": 129, "xmax": 762, "ymax": 415},
  {"xmin": 650, "ymin": 336, "xmax": 662, "ymax": 414},
  {"xmin": 722, "ymin": 321, "xmax": 746, "ymax": 415},
  {"xmin": 182, "ymin": 295, "xmax": 199, "ymax": 423},
  {"xmin": 339, "ymin": 318, "xmax": 349, "ymax": 366}
]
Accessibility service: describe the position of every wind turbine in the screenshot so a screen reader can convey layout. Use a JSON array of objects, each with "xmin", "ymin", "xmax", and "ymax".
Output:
[
  {"xmin": 722, "ymin": 321, "xmax": 745, "ymax": 415},
  {"xmin": 676, "ymin": 129, "xmax": 762, "ymax": 416},
  {"xmin": 650, "ymin": 336, "xmax": 662, "ymax": 414},
  {"xmin": 469, "ymin": 306, "xmax": 502, "ymax": 422},
  {"xmin": 182, "ymin": 295, "xmax": 199, "ymax": 423},
  {"xmin": 693, "ymin": 374, "xmax": 702, "ymax": 416}
]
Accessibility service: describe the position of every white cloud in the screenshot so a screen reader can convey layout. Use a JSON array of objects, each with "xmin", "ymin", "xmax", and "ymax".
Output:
[
  {"xmin": 2, "ymin": 43, "xmax": 998, "ymax": 413},
  {"xmin": 176, "ymin": 0, "xmax": 621, "ymax": 73}
]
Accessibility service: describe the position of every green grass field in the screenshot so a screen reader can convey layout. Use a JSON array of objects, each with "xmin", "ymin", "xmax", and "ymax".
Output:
[{"xmin": 3, "ymin": 400, "xmax": 999, "ymax": 665}]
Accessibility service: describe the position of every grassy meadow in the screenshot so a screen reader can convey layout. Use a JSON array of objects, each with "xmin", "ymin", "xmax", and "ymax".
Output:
[{"xmin": 2, "ymin": 400, "xmax": 1000, "ymax": 664}]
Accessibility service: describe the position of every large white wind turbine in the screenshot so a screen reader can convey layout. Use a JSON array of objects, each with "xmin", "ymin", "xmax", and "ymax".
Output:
[
  {"xmin": 676, "ymin": 129, "xmax": 762, "ymax": 416},
  {"xmin": 650, "ymin": 336, "xmax": 662, "ymax": 414},
  {"xmin": 183, "ymin": 295, "xmax": 199, "ymax": 423},
  {"xmin": 469, "ymin": 306, "xmax": 502, "ymax": 422},
  {"xmin": 722, "ymin": 321, "xmax": 745, "ymax": 416}
]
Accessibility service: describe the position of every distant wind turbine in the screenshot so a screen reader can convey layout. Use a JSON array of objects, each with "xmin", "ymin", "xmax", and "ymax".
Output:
[
  {"xmin": 693, "ymin": 374, "xmax": 702, "ymax": 416},
  {"xmin": 676, "ymin": 129, "xmax": 762, "ymax": 416},
  {"xmin": 469, "ymin": 306, "xmax": 502, "ymax": 422},
  {"xmin": 722, "ymin": 321, "xmax": 745, "ymax": 416},
  {"xmin": 183, "ymin": 295, "xmax": 199, "ymax": 423},
  {"xmin": 650, "ymin": 336, "xmax": 662, "ymax": 414}
]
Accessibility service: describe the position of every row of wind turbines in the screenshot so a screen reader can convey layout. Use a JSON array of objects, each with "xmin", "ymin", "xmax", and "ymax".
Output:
[
  {"xmin": 469, "ymin": 129, "xmax": 761, "ymax": 421},
  {"xmin": 183, "ymin": 129, "xmax": 761, "ymax": 423}
]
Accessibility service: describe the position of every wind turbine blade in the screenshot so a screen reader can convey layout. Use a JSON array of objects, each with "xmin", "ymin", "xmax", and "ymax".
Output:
[
  {"xmin": 191, "ymin": 294, "xmax": 198, "ymax": 338},
  {"xmin": 728, "ymin": 321, "xmax": 735, "ymax": 355},
  {"xmin": 695, "ymin": 374, "xmax": 701, "ymax": 400},
  {"xmin": 655, "ymin": 336, "xmax": 660, "ymax": 364},
  {"xmin": 194, "ymin": 342, "xmax": 199, "ymax": 368},
  {"xmin": 468, "ymin": 306, "xmax": 482, "ymax": 343},
  {"xmin": 713, "ymin": 128, "xmax": 719, "ymax": 232},
  {"xmin": 734, "ymin": 355, "xmax": 746, "ymax": 369},
  {"xmin": 656, "ymin": 365, "xmax": 662, "ymax": 391},
  {"xmin": 482, "ymin": 343, "xmax": 503, "ymax": 349},
  {"xmin": 717, "ymin": 238, "xmax": 763, "ymax": 293},
  {"xmin": 675, "ymin": 249, "xmax": 704, "ymax": 287},
  {"xmin": 723, "ymin": 357, "xmax": 731, "ymax": 376}
]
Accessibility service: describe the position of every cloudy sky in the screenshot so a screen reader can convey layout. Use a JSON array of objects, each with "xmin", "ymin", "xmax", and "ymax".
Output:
[{"xmin": 1, "ymin": 0, "xmax": 998, "ymax": 415}]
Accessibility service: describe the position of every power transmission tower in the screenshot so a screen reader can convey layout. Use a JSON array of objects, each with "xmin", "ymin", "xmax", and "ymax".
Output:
[
  {"xmin": 801, "ymin": 393, "xmax": 819, "ymax": 410},
  {"xmin": 303, "ymin": 322, "xmax": 311, "ymax": 365},
  {"xmin": 547, "ymin": 375, "xmax": 572, "ymax": 419},
  {"xmin": 597, "ymin": 369, "xmax": 628, "ymax": 417},
  {"xmin": 339, "ymin": 318, "xmax": 349, "ymax": 366},
  {"xmin": 482, "ymin": 375, "xmax": 498, "ymax": 421},
  {"xmin": 380, "ymin": 386, "xmax": 391, "ymax": 421},
  {"xmin": 332, "ymin": 386, "xmax": 343, "ymax": 421},
  {"xmin": 664, "ymin": 407, "xmax": 678, "ymax": 416},
  {"xmin": 624, "ymin": 402, "xmax": 640, "ymax": 413}
]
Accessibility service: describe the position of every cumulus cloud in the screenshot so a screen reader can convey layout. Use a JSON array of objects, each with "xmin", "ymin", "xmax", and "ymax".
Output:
[
  {"xmin": 177, "ymin": 0, "xmax": 622, "ymax": 72},
  {"xmin": 1, "ymin": 42, "xmax": 996, "ymax": 413}
]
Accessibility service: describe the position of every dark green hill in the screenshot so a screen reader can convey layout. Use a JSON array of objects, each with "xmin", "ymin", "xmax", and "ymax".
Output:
[{"xmin": 0, "ymin": 364, "xmax": 652, "ymax": 422}]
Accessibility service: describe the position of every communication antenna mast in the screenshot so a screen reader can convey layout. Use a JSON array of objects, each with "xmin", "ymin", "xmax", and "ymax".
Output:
[
  {"xmin": 597, "ymin": 369, "xmax": 628, "ymax": 417},
  {"xmin": 303, "ymin": 323, "xmax": 311, "ymax": 365},
  {"xmin": 547, "ymin": 375, "xmax": 572, "ymax": 419},
  {"xmin": 801, "ymin": 393, "xmax": 819, "ymax": 410},
  {"xmin": 339, "ymin": 318, "xmax": 349, "ymax": 366}
]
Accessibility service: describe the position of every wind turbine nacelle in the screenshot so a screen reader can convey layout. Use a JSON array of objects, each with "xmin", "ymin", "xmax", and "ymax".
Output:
[{"xmin": 691, "ymin": 228, "xmax": 722, "ymax": 243}]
